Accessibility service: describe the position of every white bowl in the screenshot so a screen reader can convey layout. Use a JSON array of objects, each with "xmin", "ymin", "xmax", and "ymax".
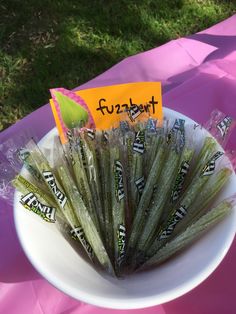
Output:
[{"xmin": 14, "ymin": 108, "xmax": 236, "ymax": 309}]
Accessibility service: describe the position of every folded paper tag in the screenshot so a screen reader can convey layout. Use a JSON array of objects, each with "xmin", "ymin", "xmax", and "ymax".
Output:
[{"xmin": 50, "ymin": 82, "xmax": 163, "ymax": 144}]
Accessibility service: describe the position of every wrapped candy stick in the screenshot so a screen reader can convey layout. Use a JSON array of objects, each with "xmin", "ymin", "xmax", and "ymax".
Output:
[
  {"xmin": 187, "ymin": 137, "xmax": 217, "ymax": 182},
  {"xmin": 126, "ymin": 137, "xmax": 166, "ymax": 256},
  {"xmin": 165, "ymin": 147, "xmax": 194, "ymax": 216},
  {"xmin": 12, "ymin": 174, "xmax": 95, "ymax": 261},
  {"xmin": 134, "ymin": 146, "xmax": 180, "ymax": 255},
  {"xmin": 140, "ymin": 198, "xmax": 233, "ymax": 269},
  {"xmin": 57, "ymin": 165, "xmax": 114, "ymax": 275},
  {"xmin": 172, "ymin": 167, "xmax": 232, "ymax": 235},
  {"xmin": 146, "ymin": 148, "xmax": 226, "ymax": 259},
  {"xmin": 118, "ymin": 122, "xmax": 137, "ymax": 228},
  {"xmin": 64, "ymin": 132, "xmax": 101, "ymax": 234},
  {"xmin": 110, "ymin": 144, "xmax": 126, "ymax": 275},
  {"xmin": 130, "ymin": 126, "xmax": 146, "ymax": 213},
  {"xmin": 25, "ymin": 140, "xmax": 81, "ymax": 227},
  {"xmin": 127, "ymin": 118, "xmax": 185, "ymax": 258},
  {"xmin": 12, "ymin": 174, "xmax": 59, "ymax": 223},
  {"xmin": 24, "ymin": 139, "xmax": 114, "ymax": 273},
  {"xmin": 97, "ymin": 131, "xmax": 113, "ymax": 260},
  {"xmin": 80, "ymin": 130, "xmax": 105, "ymax": 234},
  {"xmin": 146, "ymin": 167, "xmax": 232, "ymax": 259},
  {"xmin": 144, "ymin": 118, "xmax": 161, "ymax": 177},
  {"xmin": 204, "ymin": 109, "xmax": 236, "ymax": 147}
]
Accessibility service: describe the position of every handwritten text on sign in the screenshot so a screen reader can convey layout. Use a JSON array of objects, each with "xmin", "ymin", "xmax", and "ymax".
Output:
[{"xmin": 76, "ymin": 82, "xmax": 163, "ymax": 129}]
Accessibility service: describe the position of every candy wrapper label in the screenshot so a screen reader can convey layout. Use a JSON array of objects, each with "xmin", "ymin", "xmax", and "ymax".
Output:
[
  {"xmin": 171, "ymin": 161, "xmax": 190, "ymax": 203},
  {"xmin": 204, "ymin": 109, "xmax": 236, "ymax": 147},
  {"xmin": 114, "ymin": 160, "xmax": 125, "ymax": 202},
  {"xmin": 43, "ymin": 171, "xmax": 67, "ymax": 208},
  {"xmin": 133, "ymin": 131, "xmax": 145, "ymax": 154},
  {"xmin": 201, "ymin": 151, "xmax": 224, "ymax": 176},
  {"xmin": 20, "ymin": 192, "xmax": 56, "ymax": 223},
  {"xmin": 117, "ymin": 224, "xmax": 126, "ymax": 266},
  {"xmin": 70, "ymin": 227, "xmax": 94, "ymax": 259}
]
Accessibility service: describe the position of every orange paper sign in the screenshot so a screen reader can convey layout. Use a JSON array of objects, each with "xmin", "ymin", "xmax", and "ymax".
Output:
[{"xmin": 50, "ymin": 82, "xmax": 163, "ymax": 143}]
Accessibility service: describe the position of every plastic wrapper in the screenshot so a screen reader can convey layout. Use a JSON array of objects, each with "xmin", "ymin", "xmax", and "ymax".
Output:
[
  {"xmin": 144, "ymin": 118, "xmax": 162, "ymax": 177},
  {"xmin": 80, "ymin": 129, "xmax": 105, "ymax": 236},
  {"xmin": 109, "ymin": 135, "xmax": 127, "ymax": 275},
  {"xmin": 130, "ymin": 125, "xmax": 145, "ymax": 212},
  {"xmin": 140, "ymin": 197, "xmax": 234, "ymax": 270},
  {"xmin": 9, "ymin": 107, "xmax": 236, "ymax": 278},
  {"xmin": 24, "ymin": 139, "xmax": 114, "ymax": 275},
  {"xmin": 126, "ymin": 135, "xmax": 166, "ymax": 258},
  {"xmin": 204, "ymin": 109, "xmax": 236, "ymax": 147},
  {"xmin": 0, "ymin": 154, "xmax": 18, "ymax": 205},
  {"xmin": 13, "ymin": 174, "xmax": 95, "ymax": 263},
  {"xmin": 145, "ymin": 142, "xmax": 229, "ymax": 260},
  {"xmin": 134, "ymin": 119, "xmax": 186, "ymax": 255},
  {"xmin": 61, "ymin": 130, "xmax": 102, "ymax": 235},
  {"xmin": 127, "ymin": 118, "xmax": 185, "ymax": 261},
  {"xmin": 96, "ymin": 130, "xmax": 113, "ymax": 260}
]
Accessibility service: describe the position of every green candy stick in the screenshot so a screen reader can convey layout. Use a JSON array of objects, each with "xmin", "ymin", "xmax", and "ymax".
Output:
[
  {"xmin": 130, "ymin": 128, "xmax": 145, "ymax": 214},
  {"xmin": 25, "ymin": 140, "xmax": 96, "ymax": 261},
  {"xmin": 69, "ymin": 140, "xmax": 101, "ymax": 234},
  {"xmin": 13, "ymin": 174, "xmax": 94, "ymax": 261},
  {"xmin": 188, "ymin": 137, "xmax": 217, "ymax": 182},
  {"xmin": 13, "ymin": 174, "xmax": 59, "ymax": 223},
  {"xmin": 135, "ymin": 147, "xmax": 181, "ymax": 254},
  {"xmin": 81, "ymin": 133, "xmax": 105, "ymax": 235},
  {"xmin": 140, "ymin": 200, "xmax": 233, "ymax": 269},
  {"xmin": 57, "ymin": 165, "xmax": 114, "ymax": 275},
  {"xmin": 159, "ymin": 148, "xmax": 195, "ymax": 225},
  {"xmin": 110, "ymin": 145, "xmax": 126, "ymax": 275},
  {"xmin": 146, "ymin": 148, "xmax": 225, "ymax": 258},
  {"xmin": 172, "ymin": 167, "xmax": 232, "ymax": 236},
  {"xmin": 127, "ymin": 138, "xmax": 166, "ymax": 255},
  {"xmin": 98, "ymin": 140, "xmax": 113, "ymax": 260}
]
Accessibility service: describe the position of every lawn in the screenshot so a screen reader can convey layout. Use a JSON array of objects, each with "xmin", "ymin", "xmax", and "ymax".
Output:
[{"xmin": 0, "ymin": 0, "xmax": 235, "ymax": 130}]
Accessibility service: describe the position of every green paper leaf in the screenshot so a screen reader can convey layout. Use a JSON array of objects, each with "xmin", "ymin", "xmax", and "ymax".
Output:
[{"xmin": 54, "ymin": 91, "xmax": 89, "ymax": 129}]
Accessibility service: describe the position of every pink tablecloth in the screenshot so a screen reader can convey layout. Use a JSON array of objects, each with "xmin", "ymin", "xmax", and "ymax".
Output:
[{"xmin": 1, "ymin": 15, "xmax": 236, "ymax": 314}]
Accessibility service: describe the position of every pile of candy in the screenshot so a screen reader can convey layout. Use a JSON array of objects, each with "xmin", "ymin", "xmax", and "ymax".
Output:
[{"xmin": 3, "ymin": 112, "xmax": 235, "ymax": 277}]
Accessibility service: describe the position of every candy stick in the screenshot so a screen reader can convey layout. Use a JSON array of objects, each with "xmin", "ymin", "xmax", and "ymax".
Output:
[
  {"xmin": 130, "ymin": 128, "xmax": 145, "ymax": 213},
  {"xmin": 57, "ymin": 165, "xmax": 114, "ymax": 275},
  {"xmin": 97, "ymin": 131, "xmax": 114, "ymax": 260},
  {"xmin": 69, "ymin": 138, "xmax": 101, "ymax": 234},
  {"xmin": 140, "ymin": 199, "xmax": 233, "ymax": 269},
  {"xmin": 172, "ymin": 167, "xmax": 232, "ymax": 235},
  {"xmin": 148, "ymin": 167, "xmax": 232, "ymax": 257},
  {"xmin": 169, "ymin": 148, "xmax": 195, "ymax": 205},
  {"xmin": 110, "ymin": 145, "xmax": 126, "ymax": 275},
  {"xmin": 144, "ymin": 118, "xmax": 162, "ymax": 178},
  {"xmin": 13, "ymin": 174, "xmax": 95, "ymax": 260},
  {"xmin": 204, "ymin": 109, "xmax": 236, "ymax": 147},
  {"xmin": 13, "ymin": 174, "xmax": 58, "ymax": 223},
  {"xmin": 188, "ymin": 137, "xmax": 217, "ymax": 182},
  {"xmin": 159, "ymin": 147, "xmax": 195, "ymax": 226},
  {"xmin": 25, "ymin": 141, "xmax": 76, "ymax": 222},
  {"xmin": 134, "ymin": 147, "xmax": 180, "ymax": 254},
  {"xmin": 120, "ymin": 126, "xmax": 135, "ymax": 227},
  {"xmin": 146, "ymin": 149, "xmax": 225, "ymax": 258},
  {"xmin": 127, "ymin": 138, "xmax": 166, "ymax": 255},
  {"xmin": 127, "ymin": 118, "xmax": 185, "ymax": 257},
  {"xmin": 81, "ymin": 131, "xmax": 105, "ymax": 234},
  {"xmin": 24, "ymin": 140, "xmax": 97, "ymax": 263}
]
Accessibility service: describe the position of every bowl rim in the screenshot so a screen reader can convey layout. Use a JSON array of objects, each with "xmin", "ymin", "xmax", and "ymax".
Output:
[{"xmin": 14, "ymin": 107, "xmax": 236, "ymax": 309}]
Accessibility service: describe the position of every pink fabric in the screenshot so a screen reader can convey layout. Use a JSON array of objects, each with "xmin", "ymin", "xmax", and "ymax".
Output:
[{"xmin": 1, "ymin": 14, "xmax": 236, "ymax": 313}]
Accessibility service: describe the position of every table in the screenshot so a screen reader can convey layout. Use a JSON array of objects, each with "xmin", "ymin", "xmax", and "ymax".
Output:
[{"xmin": 1, "ymin": 14, "xmax": 236, "ymax": 314}]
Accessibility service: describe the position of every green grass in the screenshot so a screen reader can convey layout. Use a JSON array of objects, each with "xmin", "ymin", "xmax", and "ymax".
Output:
[{"xmin": 0, "ymin": 0, "xmax": 235, "ymax": 130}]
